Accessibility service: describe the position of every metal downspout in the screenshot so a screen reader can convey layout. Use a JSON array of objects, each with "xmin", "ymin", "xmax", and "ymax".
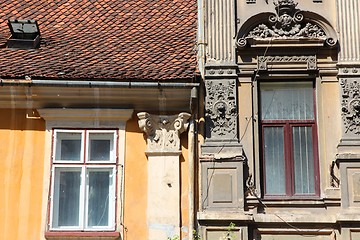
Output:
[
  {"xmin": 188, "ymin": 119, "xmax": 195, "ymax": 240},
  {"xmin": 197, "ymin": 0, "xmax": 206, "ymax": 79}
]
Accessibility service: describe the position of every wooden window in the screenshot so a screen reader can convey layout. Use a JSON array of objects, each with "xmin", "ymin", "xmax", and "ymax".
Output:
[
  {"xmin": 260, "ymin": 82, "xmax": 319, "ymax": 198},
  {"xmin": 49, "ymin": 129, "xmax": 117, "ymax": 231}
]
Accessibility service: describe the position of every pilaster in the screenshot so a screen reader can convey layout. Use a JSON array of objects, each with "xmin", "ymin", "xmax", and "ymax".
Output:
[
  {"xmin": 337, "ymin": 0, "xmax": 360, "ymax": 62},
  {"xmin": 201, "ymin": 64, "xmax": 243, "ymax": 158},
  {"xmin": 137, "ymin": 112, "xmax": 190, "ymax": 240},
  {"xmin": 336, "ymin": 0, "xmax": 360, "ymax": 153},
  {"xmin": 205, "ymin": 0, "xmax": 236, "ymax": 63}
]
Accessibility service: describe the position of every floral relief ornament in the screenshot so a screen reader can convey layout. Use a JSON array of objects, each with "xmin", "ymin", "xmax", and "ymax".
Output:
[
  {"xmin": 205, "ymin": 80, "xmax": 237, "ymax": 138},
  {"xmin": 340, "ymin": 79, "xmax": 360, "ymax": 134},
  {"xmin": 237, "ymin": 0, "xmax": 336, "ymax": 47}
]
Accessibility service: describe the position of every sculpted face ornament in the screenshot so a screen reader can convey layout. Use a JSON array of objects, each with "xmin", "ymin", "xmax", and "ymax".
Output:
[
  {"xmin": 341, "ymin": 79, "xmax": 360, "ymax": 134},
  {"xmin": 205, "ymin": 80, "xmax": 237, "ymax": 139},
  {"xmin": 236, "ymin": 0, "xmax": 336, "ymax": 47}
]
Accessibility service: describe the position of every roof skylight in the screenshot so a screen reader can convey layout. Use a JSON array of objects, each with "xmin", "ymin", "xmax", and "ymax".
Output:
[{"xmin": 7, "ymin": 19, "xmax": 40, "ymax": 49}]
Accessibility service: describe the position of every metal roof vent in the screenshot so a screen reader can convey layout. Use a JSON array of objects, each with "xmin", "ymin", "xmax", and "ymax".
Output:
[{"xmin": 7, "ymin": 20, "xmax": 40, "ymax": 49}]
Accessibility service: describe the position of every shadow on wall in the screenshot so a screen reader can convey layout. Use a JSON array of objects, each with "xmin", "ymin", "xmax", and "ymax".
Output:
[{"xmin": 0, "ymin": 109, "xmax": 45, "ymax": 131}]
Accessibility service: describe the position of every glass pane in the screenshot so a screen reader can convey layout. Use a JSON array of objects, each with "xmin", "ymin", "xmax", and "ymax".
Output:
[
  {"xmin": 260, "ymin": 82, "xmax": 314, "ymax": 120},
  {"xmin": 264, "ymin": 127, "xmax": 286, "ymax": 195},
  {"xmin": 88, "ymin": 132, "xmax": 114, "ymax": 161},
  {"xmin": 293, "ymin": 126, "xmax": 315, "ymax": 194},
  {"xmin": 53, "ymin": 168, "xmax": 81, "ymax": 227},
  {"xmin": 87, "ymin": 170, "xmax": 112, "ymax": 227},
  {"xmin": 55, "ymin": 132, "xmax": 82, "ymax": 161}
]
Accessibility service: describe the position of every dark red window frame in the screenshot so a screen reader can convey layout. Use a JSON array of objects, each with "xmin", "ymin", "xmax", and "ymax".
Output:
[{"xmin": 260, "ymin": 81, "xmax": 320, "ymax": 199}]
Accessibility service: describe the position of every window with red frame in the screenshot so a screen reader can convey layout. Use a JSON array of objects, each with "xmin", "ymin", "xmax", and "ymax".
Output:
[
  {"xmin": 260, "ymin": 81, "xmax": 319, "ymax": 197},
  {"xmin": 49, "ymin": 129, "xmax": 117, "ymax": 231}
]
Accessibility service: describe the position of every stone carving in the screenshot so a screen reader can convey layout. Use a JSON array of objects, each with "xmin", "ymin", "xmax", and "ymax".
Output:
[
  {"xmin": 137, "ymin": 112, "xmax": 190, "ymax": 152},
  {"xmin": 237, "ymin": 0, "xmax": 336, "ymax": 47},
  {"xmin": 258, "ymin": 55, "xmax": 317, "ymax": 70},
  {"xmin": 339, "ymin": 67, "xmax": 360, "ymax": 76},
  {"xmin": 205, "ymin": 80, "xmax": 237, "ymax": 139},
  {"xmin": 340, "ymin": 79, "xmax": 360, "ymax": 134}
]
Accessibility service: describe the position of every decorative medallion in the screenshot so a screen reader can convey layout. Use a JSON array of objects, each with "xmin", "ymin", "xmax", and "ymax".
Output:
[
  {"xmin": 340, "ymin": 79, "xmax": 360, "ymax": 134},
  {"xmin": 205, "ymin": 80, "xmax": 237, "ymax": 140},
  {"xmin": 237, "ymin": 0, "xmax": 336, "ymax": 47}
]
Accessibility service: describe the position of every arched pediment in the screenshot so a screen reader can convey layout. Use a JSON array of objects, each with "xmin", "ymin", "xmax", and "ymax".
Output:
[{"xmin": 236, "ymin": 0, "xmax": 338, "ymax": 48}]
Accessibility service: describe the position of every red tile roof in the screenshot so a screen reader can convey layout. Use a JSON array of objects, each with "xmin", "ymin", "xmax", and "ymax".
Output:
[{"xmin": 0, "ymin": 0, "xmax": 197, "ymax": 81}]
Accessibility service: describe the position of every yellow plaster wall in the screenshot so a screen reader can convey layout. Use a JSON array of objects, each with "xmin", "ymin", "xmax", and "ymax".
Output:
[
  {"xmin": 0, "ymin": 109, "xmax": 45, "ymax": 240},
  {"xmin": 123, "ymin": 115, "xmax": 148, "ymax": 239},
  {"xmin": 0, "ymin": 110, "xmax": 190, "ymax": 240}
]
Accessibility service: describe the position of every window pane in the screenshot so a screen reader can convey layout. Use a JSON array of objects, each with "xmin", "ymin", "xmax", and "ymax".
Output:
[
  {"xmin": 88, "ymin": 133, "xmax": 114, "ymax": 161},
  {"xmin": 264, "ymin": 127, "xmax": 286, "ymax": 195},
  {"xmin": 55, "ymin": 132, "xmax": 82, "ymax": 161},
  {"xmin": 87, "ymin": 170, "xmax": 112, "ymax": 227},
  {"xmin": 260, "ymin": 82, "xmax": 314, "ymax": 120},
  {"xmin": 293, "ymin": 126, "xmax": 315, "ymax": 194},
  {"xmin": 53, "ymin": 168, "xmax": 81, "ymax": 227}
]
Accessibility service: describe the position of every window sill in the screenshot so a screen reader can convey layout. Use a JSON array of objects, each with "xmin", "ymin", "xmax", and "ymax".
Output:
[
  {"xmin": 246, "ymin": 196, "xmax": 330, "ymax": 207},
  {"xmin": 45, "ymin": 231, "xmax": 120, "ymax": 239}
]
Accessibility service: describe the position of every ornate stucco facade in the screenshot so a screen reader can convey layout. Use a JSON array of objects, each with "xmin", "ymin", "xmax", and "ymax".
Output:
[{"xmin": 197, "ymin": 0, "xmax": 360, "ymax": 239}]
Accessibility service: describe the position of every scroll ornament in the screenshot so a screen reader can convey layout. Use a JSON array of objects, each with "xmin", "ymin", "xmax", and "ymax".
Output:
[{"xmin": 237, "ymin": 0, "xmax": 336, "ymax": 47}]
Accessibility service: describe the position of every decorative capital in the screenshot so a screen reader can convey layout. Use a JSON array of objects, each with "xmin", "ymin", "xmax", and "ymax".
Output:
[
  {"xmin": 340, "ymin": 78, "xmax": 360, "ymax": 136},
  {"xmin": 137, "ymin": 112, "xmax": 191, "ymax": 153}
]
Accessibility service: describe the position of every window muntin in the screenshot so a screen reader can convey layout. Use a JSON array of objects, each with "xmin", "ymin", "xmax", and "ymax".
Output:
[
  {"xmin": 50, "ymin": 129, "xmax": 117, "ymax": 231},
  {"xmin": 260, "ymin": 82, "xmax": 319, "ymax": 197}
]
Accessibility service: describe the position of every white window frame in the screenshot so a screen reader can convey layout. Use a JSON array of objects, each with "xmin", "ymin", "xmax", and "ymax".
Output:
[
  {"xmin": 86, "ymin": 130, "xmax": 117, "ymax": 163},
  {"xmin": 49, "ymin": 129, "xmax": 117, "ymax": 231}
]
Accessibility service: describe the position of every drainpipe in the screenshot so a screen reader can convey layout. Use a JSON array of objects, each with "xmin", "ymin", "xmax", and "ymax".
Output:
[
  {"xmin": 188, "ymin": 119, "xmax": 195, "ymax": 240},
  {"xmin": 197, "ymin": 0, "xmax": 206, "ymax": 79},
  {"xmin": 188, "ymin": 86, "xmax": 198, "ymax": 240}
]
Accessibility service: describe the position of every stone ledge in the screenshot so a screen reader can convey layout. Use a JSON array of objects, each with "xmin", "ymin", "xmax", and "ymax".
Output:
[{"xmin": 197, "ymin": 211, "xmax": 253, "ymax": 222}]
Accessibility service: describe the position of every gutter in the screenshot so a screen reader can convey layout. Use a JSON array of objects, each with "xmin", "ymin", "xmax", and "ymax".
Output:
[{"xmin": 0, "ymin": 79, "xmax": 200, "ymax": 88}]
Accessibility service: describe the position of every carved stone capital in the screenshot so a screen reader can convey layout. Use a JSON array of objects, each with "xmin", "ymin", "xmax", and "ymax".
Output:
[
  {"xmin": 205, "ymin": 64, "xmax": 238, "ymax": 79},
  {"xmin": 137, "ymin": 112, "xmax": 190, "ymax": 154},
  {"xmin": 338, "ymin": 67, "xmax": 360, "ymax": 77}
]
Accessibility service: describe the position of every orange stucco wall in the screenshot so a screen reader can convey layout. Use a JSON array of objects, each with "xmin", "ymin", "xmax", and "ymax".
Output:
[
  {"xmin": 0, "ymin": 109, "xmax": 45, "ymax": 240},
  {"xmin": 0, "ymin": 110, "xmax": 190, "ymax": 240},
  {"xmin": 123, "ymin": 115, "xmax": 149, "ymax": 239}
]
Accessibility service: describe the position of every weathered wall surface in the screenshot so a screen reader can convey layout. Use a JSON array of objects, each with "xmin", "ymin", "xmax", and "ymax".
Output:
[
  {"xmin": 0, "ymin": 110, "xmax": 190, "ymax": 240},
  {"xmin": 124, "ymin": 114, "xmax": 190, "ymax": 240},
  {"xmin": 124, "ymin": 115, "xmax": 149, "ymax": 240},
  {"xmin": 0, "ymin": 109, "xmax": 45, "ymax": 240}
]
